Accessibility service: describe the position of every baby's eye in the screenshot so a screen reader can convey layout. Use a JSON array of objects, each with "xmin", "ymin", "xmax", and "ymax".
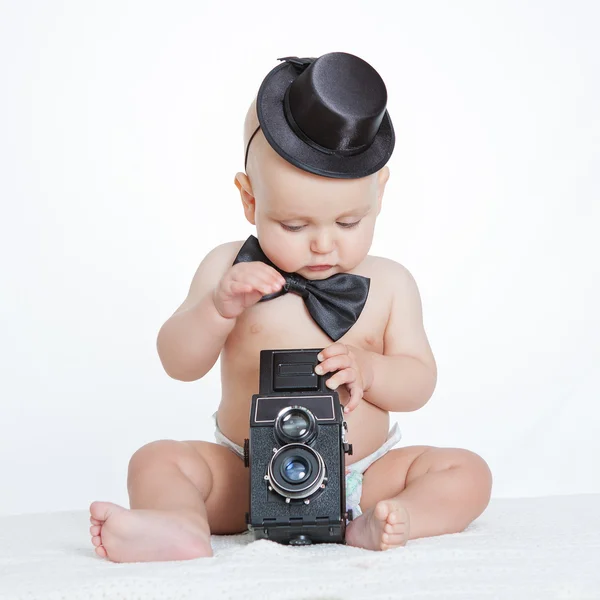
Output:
[
  {"xmin": 337, "ymin": 220, "xmax": 361, "ymax": 229},
  {"xmin": 281, "ymin": 223, "xmax": 306, "ymax": 232}
]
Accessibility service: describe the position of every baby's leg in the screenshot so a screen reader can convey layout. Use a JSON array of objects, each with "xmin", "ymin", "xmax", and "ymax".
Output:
[
  {"xmin": 346, "ymin": 446, "xmax": 492, "ymax": 551},
  {"xmin": 89, "ymin": 439, "xmax": 248, "ymax": 562}
]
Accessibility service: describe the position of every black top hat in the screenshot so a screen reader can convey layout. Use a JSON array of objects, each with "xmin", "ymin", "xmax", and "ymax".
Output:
[{"xmin": 247, "ymin": 52, "xmax": 395, "ymax": 179}]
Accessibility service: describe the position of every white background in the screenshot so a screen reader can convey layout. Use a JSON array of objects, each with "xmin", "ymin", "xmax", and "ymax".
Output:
[{"xmin": 0, "ymin": 0, "xmax": 598, "ymax": 516}]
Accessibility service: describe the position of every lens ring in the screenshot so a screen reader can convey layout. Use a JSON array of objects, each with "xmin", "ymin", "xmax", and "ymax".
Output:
[
  {"xmin": 267, "ymin": 444, "xmax": 325, "ymax": 499},
  {"xmin": 274, "ymin": 406, "xmax": 318, "ymax": 445}
]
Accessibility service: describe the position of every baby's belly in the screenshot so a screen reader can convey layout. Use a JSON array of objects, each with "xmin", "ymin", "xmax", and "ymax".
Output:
[{"xmin": 216, "ymin": 335, "xmax": 390, "ymax": 464}]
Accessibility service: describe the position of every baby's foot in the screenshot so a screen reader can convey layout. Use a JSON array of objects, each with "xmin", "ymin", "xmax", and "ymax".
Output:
[
  {"xmin": 345, "ymin": 499, "xmax": 410, "ymax": 551},
  {"xmin": 89, "ymin": 501, "xmax": 213, "ymax": 562}
]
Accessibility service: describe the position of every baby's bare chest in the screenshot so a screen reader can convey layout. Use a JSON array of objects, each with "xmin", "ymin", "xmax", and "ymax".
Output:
[{"xmin": 223, "ymin": 282, "xmax": 390, "ymax": 371}]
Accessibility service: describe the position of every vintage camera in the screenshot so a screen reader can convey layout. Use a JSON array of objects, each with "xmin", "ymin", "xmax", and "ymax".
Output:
[{"xmin": 244, "ymin": 348, "xmax": 354, "ymax": 546}]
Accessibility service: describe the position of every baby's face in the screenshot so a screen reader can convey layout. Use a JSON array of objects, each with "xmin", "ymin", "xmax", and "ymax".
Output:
[
  {"xmin": 254, "ymin": 159, "xmax": 382, "ymax": 280},
  {"xmin": 236, "ymin": 99, "xmax": 389, "ymax": 279}
]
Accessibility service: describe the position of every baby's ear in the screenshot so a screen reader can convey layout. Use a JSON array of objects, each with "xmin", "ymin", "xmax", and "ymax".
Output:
[
  {"xmin": 376, "ymin": 166, "xmax": 390, "ymax": 214},
  {"xmin": 234, "ymin": 172, "xmax": 256, "ymax": 225}
]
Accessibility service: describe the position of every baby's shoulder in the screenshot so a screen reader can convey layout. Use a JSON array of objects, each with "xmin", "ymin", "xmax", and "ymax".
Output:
[
  {"xmin": 358, "ymin": 254, "xmax": 416, "ymax": 292},
  {"xmin": 196, "ymin": 239, "xmax": 245, "ymax": 274},
  {"xmin": 204, "ymin": 239, "xmax": 245, "ymax": 262},
  {"xmin": 185, "ymin": 240, "xmax": 245, "ymax": 294}
]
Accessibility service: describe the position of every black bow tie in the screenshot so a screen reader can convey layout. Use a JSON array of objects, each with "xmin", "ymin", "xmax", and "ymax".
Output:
[{"xmin": 232, "ymin": 236, "xmax": 370, "ymax": 341}]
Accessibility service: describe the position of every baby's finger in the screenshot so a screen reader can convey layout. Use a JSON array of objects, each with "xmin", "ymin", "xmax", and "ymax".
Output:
[
  {"xmin": 237, "ymin": 272, "xmax": 283, "ymax": 295},
  {"xmin": 246, "ymin": 263, "xmax": 287, "ymax": 286},
  {"xmin": 325, "ymin": 367, "xmax": 356, "ymax": 391},
  {"xmin": 317, "ymin": 342, "xmax": 348, "ymax": 362},
  {"xmin": 314, "ymin": 354, "xmax": 352, "ymax": 376},
  {"xmin": 232, "ymin": 263, "xmax": 284, "ymax": 289},
  {"xmin": 344, "ymin": 384, "xmax": 362, "ymax": 413},
  {"xmin": 258, "ymin": 272, "xmax": 286, "ymax": 291},
  {"xmin": 229, "ymin": 281, "xmax": 254, "ymax": 295},
  {"xmin": 269, "ymin": 268, "xmax": 288, "ymax": 286}
]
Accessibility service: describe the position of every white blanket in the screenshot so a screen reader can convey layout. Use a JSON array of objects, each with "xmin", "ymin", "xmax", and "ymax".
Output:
[{"xmin": 0, "ymin": 495, "xmax": 598, "ymax": 599}]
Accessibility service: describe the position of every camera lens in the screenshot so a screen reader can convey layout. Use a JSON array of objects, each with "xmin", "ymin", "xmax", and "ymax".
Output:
[
  {"xmin": 282, "ymin": 456, "xmax": 310, "ymax": 483},
  {"xmin": 267, "ymin": 444, "xmax": 325, "ymax": 500},
  {"xmin": 281, "ymin": 413, "xmax": 309, "ymax": 438},
  {"xmin": 274, "ymin": 406, "xmax": 317, "ymax": 445}
]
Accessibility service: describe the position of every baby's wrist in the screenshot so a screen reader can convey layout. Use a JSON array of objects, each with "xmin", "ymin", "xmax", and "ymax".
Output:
[
  {"xmin": 209, "ymin": 289, "xmax": 236, "ymax": 322},
  {"xmin": 349, "ymin": 345, "xmax": 374, "ymax": 392},
  {"xmin": 362, "ymin": 349, "xmax": 375, "ymax": 392}
]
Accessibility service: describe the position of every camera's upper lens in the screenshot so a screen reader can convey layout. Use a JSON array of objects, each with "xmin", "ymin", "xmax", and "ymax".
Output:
[
  {"xmin": 281, "ymin": 412, "xmax": 309, "ymax": 438},
  {"xmin": 274, "ymin": 406, "xmax": 317, "ymax": 445}
]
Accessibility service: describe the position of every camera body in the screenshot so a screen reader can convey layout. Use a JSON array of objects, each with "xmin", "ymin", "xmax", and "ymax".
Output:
[{"xmin": 244, "ymin": 348, "xmax": 353, "ymax": 545}]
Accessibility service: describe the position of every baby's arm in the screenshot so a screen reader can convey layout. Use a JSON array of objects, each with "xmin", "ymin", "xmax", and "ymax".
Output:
[
  {"xmin": 156, "ymin": 242, "xmax": 285, "ymax": 382},
  {"xmin": 362, "ymin": 261, "xmax": 437, "ymax": 412},
  {"xmin": 156, "ymin": 242, "xmax": 242, "ymax": 381}
]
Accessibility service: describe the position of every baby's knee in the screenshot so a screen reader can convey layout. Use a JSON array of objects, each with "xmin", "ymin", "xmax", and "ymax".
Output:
[
  {"xmin": 129, "ymin": 438, "xmax": 177, "ymax": 464},
  {"xmin": 453, "ymin": 449, "xmax": 493, "ymax": 506},
  {"xmin": 432, "ymin": 448, "xmax": 490, "ymax": 476},
  {"xmin": 127, "ymin": 439, "xmax": 215, "ymax": 489},
  {"xmin": 461, "ymin": 450, "xmax": 492, "ymax": 483},
  {"xmin": 127, "ymin": 439, "xmax": 202, "ymax": 479},
  {"xmin": 418, "ymin": 447, "xmax": 492, "ymax": 498}
]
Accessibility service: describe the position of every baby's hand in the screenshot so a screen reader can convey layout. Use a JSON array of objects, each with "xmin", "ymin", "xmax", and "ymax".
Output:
[
  {"xmin": 314, "ymin": 343, "xmax": 374, "ymax": 413},
  {"xmin": 213, "ymin": 262, "xmax": 286, "ymax": 319}
]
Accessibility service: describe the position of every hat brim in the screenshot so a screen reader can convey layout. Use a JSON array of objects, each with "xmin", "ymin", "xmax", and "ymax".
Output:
[{"xmin": 256, "ymin": 61, "xmax": 395, "ymax": 179}]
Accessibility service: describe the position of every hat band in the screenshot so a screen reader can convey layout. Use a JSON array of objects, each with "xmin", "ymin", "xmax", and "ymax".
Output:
[
  {"xmin": 283, "ymin": 86, "xmax": 371, "ymax": 158},
  {"xmin": 244, "ymin": 124, "xmax": 262, "ymax": 170}
]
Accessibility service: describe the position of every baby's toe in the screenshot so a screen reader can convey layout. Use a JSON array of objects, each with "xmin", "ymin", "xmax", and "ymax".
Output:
[
  {"xmin": 373, "ymin": 501, "xmax": 391, "ymax": 523},
  {"xmin": 90, "ymin": 500, "xmax": 118, "ymax": 523},
  {"xmin": 91, "ymin": 535, "xmax": 103, "ymax": 548},
  {"xmin": 382, "ymin": 532, "xmax": 408, "ymax": 549},
  {"xmin": 90, "ymin": 516, "xmax": 102, "ymax": 526},
  {"xmin": 94, "ymin": 545, "xmax": 107, "ymax": 558},
  {"xmin": 387, "ymin": 509, "xmax": 402, "ymax": 524},
  {"xmin": 90, "ymin": 525, "xmax": 101, "ymax": 537},
  {"xmin": 387, "ymin": 503, "xmax": 409, "ymax": 525},
  {"xmin": 384, "ymin": 522, "xmax": 407, "ymax": 535}
]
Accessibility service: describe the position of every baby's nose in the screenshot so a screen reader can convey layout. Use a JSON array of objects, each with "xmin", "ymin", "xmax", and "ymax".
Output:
[{"xmin": 310, "ymin": 230, "xmax": 335, "ymax": 254}]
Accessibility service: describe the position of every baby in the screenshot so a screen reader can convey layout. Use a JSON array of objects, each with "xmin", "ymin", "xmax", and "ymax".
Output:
[{"xmin": 89, "ymin": 52, "xmax": 492, "ymax": 562}]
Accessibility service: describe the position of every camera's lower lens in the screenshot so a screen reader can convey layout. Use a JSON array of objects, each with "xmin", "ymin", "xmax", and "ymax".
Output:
[
  {"xmin": 267, "ymin": 444, "xmax": 325, "ymax": 500},
  {"xmin": 282, "ymin": 456, "xmax": 310, "ymax": 483}
]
